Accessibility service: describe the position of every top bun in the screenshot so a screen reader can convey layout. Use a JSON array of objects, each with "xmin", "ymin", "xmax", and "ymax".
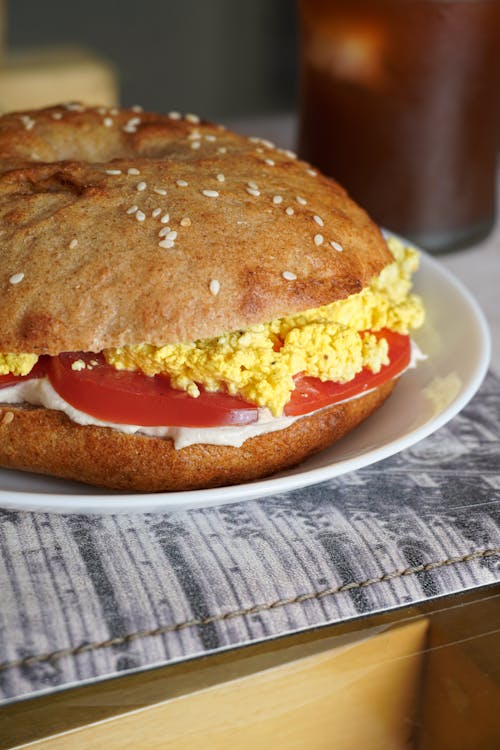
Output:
[{"xmin": 0, "ymin": 104, "xmax": 391, "ymax": 355}]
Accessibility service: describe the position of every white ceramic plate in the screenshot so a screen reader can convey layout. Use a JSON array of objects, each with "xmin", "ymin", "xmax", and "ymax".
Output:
[{"xmin": 0, "ymin": 243, "xmax": 490, "ymax": 514}]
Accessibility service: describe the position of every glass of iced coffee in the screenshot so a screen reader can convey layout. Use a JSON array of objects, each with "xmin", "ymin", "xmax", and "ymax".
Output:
[{"xmin": 298, "ymin": 0, "xmax": 500, "ymax": 253}]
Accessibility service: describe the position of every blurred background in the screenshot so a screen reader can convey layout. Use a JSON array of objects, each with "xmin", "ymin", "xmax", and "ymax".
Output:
[{"xmin": 3, "ymin": 0, "xmax": 299, "ymax": 120}]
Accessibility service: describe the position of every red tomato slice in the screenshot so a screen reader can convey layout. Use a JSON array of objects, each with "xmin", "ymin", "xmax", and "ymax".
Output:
[
  {"xmin": 285, "ymin": 330, "xmax": 411, "ymax": 416},
  {"xmin": 46, "ymin": 352, "xmax": 259, "ymax": 427},
  {"xmin": 0, "ymin": 359, "xmax": 46, "ymax": 388},
  {"xmin": 5, "ymin": 330, "xmax": 411, "ymax": 427}
]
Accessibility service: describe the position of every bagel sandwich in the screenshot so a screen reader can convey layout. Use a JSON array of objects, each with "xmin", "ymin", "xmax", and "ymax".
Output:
[{"xmin": 0, "ymin": 104, "xmax": 424, "ymax": 491}]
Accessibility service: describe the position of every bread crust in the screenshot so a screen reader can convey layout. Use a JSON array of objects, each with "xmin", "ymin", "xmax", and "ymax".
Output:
[
  {"xmin": 0, "ymin": 381, "xmax": 394, "ymax": 492},
  {"xmin": 0, "ymin": 105, "xmax": 391, "ymax": 354}
]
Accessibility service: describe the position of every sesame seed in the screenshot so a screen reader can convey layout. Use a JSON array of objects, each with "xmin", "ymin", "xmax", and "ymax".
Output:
[
  {"xmin": 313, "ymin": 214, "xmax": 324, "ymax": 227},
  {"xmin": 168, "ymin": 111, "xmax": 181, "ymax": 120},
  {"xmin": 126, "ymin": 205, "xmax": 138, "ymax": 214},
  {"xmin": 205, "ymin": 134, "xmax": 216, "ymax": 142},
  {"xmin": 190, "ymin": 141, "xmax": 201, "ymax": 149},
  {"xmin": 209, "ymin": 279, "xmax": 220, "ymax": 296},
  {"xmin": 283, "ymin": 149, "xmax": 297, "ymax": 159},
  {"xmin": 247, "ymin": 181, "xmax": 259, "ymax": 190},
  {"xmin": 261, "ymin": 139, "xmax": 275, "ymax": 149},
  {"xmin": 51, "ymin": 112, "xmax": 63, "ymax": 120},
  {"xmin": 314, "ymin": 233, "xmax": 324, "ymax": 246},
  {"xmin": 69, "ymin": 239, "xmax": 78, "ymax": 249},
  {"xmin": 159, "ymin": 239, "xmax": 175, "ymax": 249},
  {"xmin": 307, "ymin": 168, "xmax": 318, "ymax": 177},
  {"xmin": 202, "ymin": 189, "xmax": 219, "ymax": 198},
  {"xmin": 9, "ymin": 272, "xmax": 24, "ymax": 285},
  {"xmin": 123, "ymin": 125, "xmax": 137, "ymax": 134},
  {"xmin": 249, "ymin": 137, "xmax": 260, "ymax": 144},
  {"xmin": 188, "ymin": 131, "xmax": 201, "ymax": 140},
  {"xmin": 185, "ymin": 113, "xmax": 200, "ymax": 124},
  {"xmin": 110, "ymin": 108, "xmax": 119, "ymax": 115},
  {"xmin": 128, "ymin": 167, "xmax": 140, "ymax": 175},
  {"xmin": 180, "ymin": 217, "xmax": 191, "ymax": 227},
  {"xmin": 127, "ymin": 116, "xmax": 141, "ymax": 128},
  {"xmin": 285, "ymin": 207, "xmax": 294, "ymax": 216},
  {"xmin": 265, "ymin": 158, "xmax": 275, "ymax": 166},
  {"xmin": 131, "ymin": 105, "xmax": 143, "ymax": 112},
  {"xmin": 273, "ymin": 195, "xmax": 283, "ymax": 204},
  {"xmin": 158, "ymin": 226, "xmax": 171, "ymax": 237},
  {"xmin": 160, "ymin": 213, "xmax": 170, "ymax": 224},
  {"xmin": 105, "ymin": 168, "xmax": 122, "ymax": 175},
  {"xmin": 296, "ymin": 196, "xmax": 307, "ymax": 205},
  {"xmin": 282, "ymin": 271, "xmax": 297, "ymax": 281},
  {"xmin": 331, "ymin": 240, "xmax": 344, "ymax": 252},
  {"xmin": 65, "ymin": 102, "xmax": 84, "ymax": 111},
  {"xmin": 1, "ymin": 411, "xmax": 14, "ymax": 425},
  {"xmin": 103, "ymin": 117, "xmax": 113, "ymax": 127},
  {"xmin": 165, "ymin": 230, "xmax": 177, "ymax": 240},
  {"xmin": 216, "ymin": 173, "xmax": 225, "ymax": 182},
  {"xmin": 176, "ymin": 180, "xmax": 188, "ymax": 187},
  {"xmin": 135, "ymin": 210, "xmax": 146, "ymax": 222},
  {"xmin": 154, "ymin": 187, "xmax": 167, "ymax": 195},
  {"xmin": 246, "ymin": 188, "xmax": 260, "ymax": 197},
  {"xmin": 152, "ymin": 208, "xmax": 162, "ymax": 218},
  {"xmin": 217, "ymin": 147, "xmax": 227, "ymax": 154},
  {"xmin": 255, "ymin": 148, "xmax": 264, "ymax": 154},
  {"xmin": 21, "ymin": 115, "xmax": 35, "ymax": 130},
  {"xmin": 136, "ymin": 181, "xmax": 147, "ymax": 191}
]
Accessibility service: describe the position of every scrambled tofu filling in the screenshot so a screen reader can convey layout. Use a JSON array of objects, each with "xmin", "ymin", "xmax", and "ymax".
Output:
[
  {"xmin": 105, "ymin": 238, "xmax": 424, "ymax": 415},
  {"xmin": 1, "ymin": 238, "xmax": 424, "ymax": 417}
]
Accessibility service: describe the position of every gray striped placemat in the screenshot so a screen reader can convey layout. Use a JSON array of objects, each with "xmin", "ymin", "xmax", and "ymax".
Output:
[{"xmin": 0, "ymin": 372, "xmax": 499, "ymax": 704}]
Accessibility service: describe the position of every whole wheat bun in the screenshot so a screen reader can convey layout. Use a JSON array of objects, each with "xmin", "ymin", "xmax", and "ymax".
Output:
[
  {"xmin": 0, "ymin": 104, "xmax": 391, "ymax": 354},
  {"xmin": 0, "ymin": 105, "xmax": 397, "ymax": 492},
  {"xmin": 0, "ymin": 381, "xmax": 394, "ymax": 491}
]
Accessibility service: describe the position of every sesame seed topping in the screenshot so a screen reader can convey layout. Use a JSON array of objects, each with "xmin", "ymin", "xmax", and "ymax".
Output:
[
  {"xmin": 261, "ymin": 139, "xmax": 275, "ymax": 149},
  {"xmin": 153, "ymin": 187, "xmax": 167, "ymax": 196},
  {"xmin": 191, "ymin": 141, "xmax": 201, "ymax": 150},
  {"xmin": 331, "ymin": 240, "xmax": 344, "ymax": 252},
  {"xmin": 127, "ymin": 116, "xmax": 141, "ymax": 128},
  {"xmin": 202, "ymin": 189, "xmax": 219, "ymax": 198},
  {"xmin": 188, "ymin": 130, "xmax": 201, "ymax": 140},
  {"xmin": 313, "ymin": 214, "xmax": 324, "ymax": 227},
  {"xmin": 217, "ymin": 147, "xmax": 227, "ymax": 154},
  {"xmin": 180, "ymin": 217, "xmax": 191, "ymax": 226},
  {"xmin": 105, "ymin": 168, "xmax": 122, "ymax": 175},
  {"xmin": 307, "ymin": 168, "xmax": 318, "ymax": 177},
  {"xmin": 122, "ymin": 124, "xmax": 137, "ymax": 134},
  {"xmin": 282, "ymin": 271, "xmax": 297, "ymax": 281},
  {"xmin": 246, "ymin": 188, "xmax": 260, "ymax": 197},
  {"xmin": 131, "ymin": 105, "xmax": 143, "ymax": 112},
  {"xmin": 176, "ymin": 179, "xmax": 188, "ymax": 187},
  {"xmin": 51, "ymin": 112, "xmax": 63, "ymax": 120},
  {"xmin": 247, "ymin": 181, "xmax": 259, "ymax": 190},
  {"xmin": 296, "ymin": 196, "xmax": 307, "ymax": 205},
  {"xmin": 216, "ymin": 173, "xmax": 225, "ymax": 182},
  {"xmin": 159, "ymin": 239, "xmax": 175, "ymax": 249},
  {"xmin": 65, "ymin": 102, "xmax": 84, "ymax": 111},
  {"xmin": 185, "ymin": 113, "xmax": 200, "ymax": 124},
  {"xmin": 135, "ymin": 210, "xmax": 146, "ymax": 222},
  {"xmin": 168, "ymin": 111, "xmax": 181, "ymax": 120},
  {"xmin": 103, "ymin": 117, "xmax": 113, "ymax": 127},
  {"xmin": 160, "ymin": 213, "xmax": 170, "ymax": 224},
  {"xmin": 314, "ymin": 233, "xmax": 324, "ymax": 246},
  {"xmin": 1, "ymin": 411, "xmax": 14, "ymax": 425},
  {"xmin": 126, "ymin": 205, "xmax": 138, "ymax": 214},
  {"xmin": 110, "ymin": 108, "xmax": 119, "ymax": 115},
  {"xmin": 283, "ymin": 149, "xmax": 297, "ymax": 159},
  {"xmin": 128, "ymin": 167, "xmax": 140, "ymax": 175},
  {"xmin": 165, "ymin": 230, "xmax": 177, "ymax": 240},
  {"xmin": 204, "ymin": 134, "xmax": 216, "ymax": 142},
  {"xmin": 152, "ymin": 208, "xmax": 162, "ymax": 218},
  {"xmin": 69, "ymin": 239, "xmax": 78, "ymax": 249},
  {"xmin": 158, "ymin": 226, "xmax": 171, "ymax": 237},
  {"xmin": 209, "ymin": 279, "xmax": 220, "ymax": 296},
  {"xmin": 21, "ymin": 115, "xmax": 35, "ymax": 130},
  {"xmin": 136, "ymin": 181, "xmax": 147, "ymax": 191},
  {"xmin": 9, "ymin": 272, "xmax": 24, "ymax": 285},
  {"xmin": 265, "ymin": 158, "xmax": 275, "ymax": 166},
  {"xmin": 285, "ymin": 207, "xmax": 294, "ymax": 216},
  {"xmin": 272, "ymin": 195, "xmax": 283, "ymax": 204}
]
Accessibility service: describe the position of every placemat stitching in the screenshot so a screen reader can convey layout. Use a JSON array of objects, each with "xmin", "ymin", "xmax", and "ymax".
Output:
[{"xmin": 1, "ymin": 547, "xmax": 498, "ymax": 673}]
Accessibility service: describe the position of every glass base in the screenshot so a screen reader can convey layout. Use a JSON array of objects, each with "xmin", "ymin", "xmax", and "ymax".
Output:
[{"xmin": 402, "ymin": 218, "xmax": 495, "ymax": 255}]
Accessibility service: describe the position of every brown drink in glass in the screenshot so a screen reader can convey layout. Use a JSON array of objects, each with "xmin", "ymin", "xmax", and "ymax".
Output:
[{"xmin": 298, "ymin": 0, "xmax": 500, "ymax": 253}]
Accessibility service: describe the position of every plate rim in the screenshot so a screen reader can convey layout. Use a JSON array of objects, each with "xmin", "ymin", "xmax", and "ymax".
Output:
[{"xmin": 0, "ymin": 242, "xmax": 491, "ymax": 513}]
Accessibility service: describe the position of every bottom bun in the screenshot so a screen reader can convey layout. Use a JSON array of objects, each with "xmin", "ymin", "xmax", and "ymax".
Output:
[{"xmin": 0, "ymin": 381, "xmax": 395, "ymax": 492}]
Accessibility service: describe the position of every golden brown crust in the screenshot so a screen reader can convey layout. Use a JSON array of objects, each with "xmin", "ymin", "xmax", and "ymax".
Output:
[
  {"xmin": 0, "ymin": 104, "xmax": 391, "ymax": 354},
  {"xmin": 0, "ymin": 381, "xmax": 394, "ymax": 491}
]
